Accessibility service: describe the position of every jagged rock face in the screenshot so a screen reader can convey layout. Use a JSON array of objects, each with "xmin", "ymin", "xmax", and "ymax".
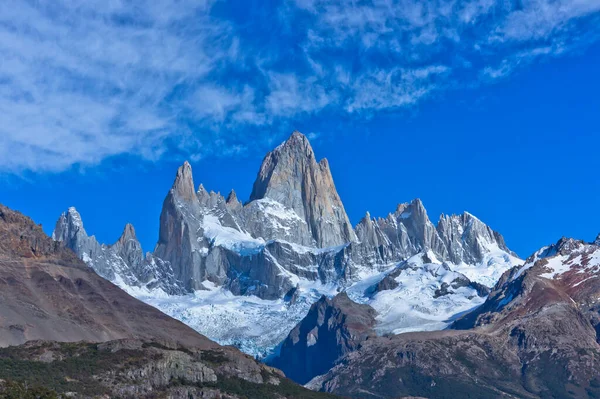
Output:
[
  {"xmin": 249, "ymin": 131, "xmax": 356, "ymax": 248},
  {"xmin": 52, "ymin": 207, "xmax": 103, "ymax": 265},
  {"xmin": 357, "ymin": 200, "xmax": 515, "ymax": 266},
  {"xmin": 53, "ymin": 207, "xmax": 126, "ymax": 282},
  {"xmin": 269, "ymin": 292, "xmax": 376, "ymax": 384},
  {"xmin": 354, "ymin": 200, "xmax": 448, "ymax": 266},
  {"xmin": 53, "ymin": 208, "xmax": 185, "ymax": 294},
  {"xmin": 0, "ymin": 204, "xmax": 218, "ymax": 349},
  {"xmin": 154, "ymin": 162, "xmax": 208, "ymax": 290},
  {"xmin": 354, "ymin": 200, "xmax": 518, "ymax": 287},
  {"xmin": 437, "ymin": 212, "xmax": 512, "ymax": 265},
  {"xmin": 112, "ymin": 224, "xmax": 144, "ymax": 271},
  {"xmin": 311, "ymin": 243, "xmax": 600, "ymax": 399},
  {"xmin": 145, "ymin": 136, "xmax": 364, "ymax": 297}
]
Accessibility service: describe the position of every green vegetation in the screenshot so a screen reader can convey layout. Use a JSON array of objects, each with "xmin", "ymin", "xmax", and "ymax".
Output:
[
  {"xmin": 0, "ymin": 380, "xmax": 60, "ymax": 399},
  {"xmin": 0, "ymin": 342, "xmax": 342, "ymax": 399},
  {"xmin": 0, "ymin": 343, "xmax": 156, "ymax": 396},
  {"xmin": 169, "ymin": 374, "xmax": 341, "ymax": 399}
]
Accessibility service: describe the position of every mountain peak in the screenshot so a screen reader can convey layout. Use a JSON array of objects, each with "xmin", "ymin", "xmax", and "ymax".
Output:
[
  {"xmin": 410, "ymin": 198, "xmax": 425, "ymax": 209},
  {"xmin": 65, "ymin": 207, "xmax": 84, "ymax": 230},
  {"xmin": 120, "ymin": 223, "xmax": 137, "ymax": 240},
  {"xmin": 226, "ymin": 189, "xmax": 239, "ymax": 204},
  {"xmin": 594, "ymin": 234, "xmax": 600, "ymax": 246},
  {"xmin": 172, "ymin": 161, "xmax": 196, "ymax": 201},
  {"xmin": 272, "ymin": 131, "xmax": 314, "ymax": 159},
  {"xmin": 287, "ymin": 130, "xmax": 310, "ymax": 146},
  {"xmin": 249, "ymin": 130, "xmax": 355, "ymax": 247},
  {"xmin": 394, "ymin": 203, "xmax": 409, "ymax": 215}
]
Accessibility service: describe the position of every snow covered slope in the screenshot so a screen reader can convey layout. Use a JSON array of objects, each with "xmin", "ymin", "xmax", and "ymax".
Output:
[
  {"xmin": 52, "ymin": 131, "xmax": 522, "ymax": 358},
  {"xmin": 347, "ymin": 251, "xmax": 495, "ymax": 335}
]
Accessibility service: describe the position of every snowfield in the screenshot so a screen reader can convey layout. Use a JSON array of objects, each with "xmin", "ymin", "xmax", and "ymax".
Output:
[{"xmin": 117, "ymin": 247, "xmax": 520, "ymax": 358}]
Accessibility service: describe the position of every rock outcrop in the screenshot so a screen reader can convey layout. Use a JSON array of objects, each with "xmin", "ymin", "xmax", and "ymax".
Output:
[
  {"xmin": 269, "ymin": 292, "xmax": 376, "ymax": 384},
  {"xmin": 0, "ymin": 339, "xmax": 340, "ymax": 399},
  {"xmin": 355, "ymin": 200, "xmax": 517, "ymax": 277},
  {"xmin": 249, "ymin": 131, "xmax": 356, "ymax": 248},
  {"xmin": 53, "ymin": 207, "xmax": 184, "ymax": 294}
]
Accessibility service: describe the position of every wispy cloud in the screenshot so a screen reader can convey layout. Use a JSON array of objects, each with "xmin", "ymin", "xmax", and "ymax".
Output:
[
  {"xmin": 0, "ymin": 0, "xmax": 238, "ymax": 172},
  {"xmin": 1, "ymin": 0, "xmax": 599, "ymax": 173}
]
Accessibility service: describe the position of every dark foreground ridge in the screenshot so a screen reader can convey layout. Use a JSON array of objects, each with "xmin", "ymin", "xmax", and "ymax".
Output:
[{"xmin": 0, "ymin": 340, "xmax": 341, "ymax": 399}]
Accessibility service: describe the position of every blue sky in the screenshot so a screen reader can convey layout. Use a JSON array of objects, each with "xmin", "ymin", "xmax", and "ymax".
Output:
[{"xmin": 1, "ymin": 0, "xmax": 600, "ymax": 257}]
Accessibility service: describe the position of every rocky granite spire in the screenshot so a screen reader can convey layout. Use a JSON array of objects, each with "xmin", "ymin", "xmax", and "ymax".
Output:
[
  {"xmin": 352, "ymin": 199, "xmax": 517, "ymax": 286},
  {"xmin": 249, "ymin": 131, "xmax": 356, "ymax": 248},
  {"xmin": 173, "ymin": 161, "xmax": 196, "ymax": 202},
  {"xmin": 225, "ymin": 189, "xmax": 242, "ymax": 212},
  {"xmin": 53, "ymin": 208, "xmax": 185, "ymax": 294},
  {"xmin": 396, "ymin": 199, "xmax": 448, "ymax": 258},
  {"xmin": 53, "ymin": 208, "xmax": 144, "ymax": 285},
  {"xmin": 355, "ymin": 211, "xmax": 389, "ymax": 250},
  {"xmin": 437, "ymin": 212, "xmax": 514, "ymax": 265},
  {"xmin": 112, "ymin": 223, "xmax": 144, "ymax": 270},
  {"xmin": 52, "ymin": 207, "xmax": 102, "ymax": 262},
  {"xmin": 154, "ymin": 161, "xmax": 207, "ymax": 288}
]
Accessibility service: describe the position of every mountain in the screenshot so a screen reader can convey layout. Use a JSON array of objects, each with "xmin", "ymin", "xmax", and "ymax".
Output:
[
  {"xmin": 53, "ymin": 131, "xmax": 520, "ymax": 358},
  {"xmin": 269, "ymin": 292, "xmax": 376, "ymax": 384},
  {"xmin": 307, "ymin": 236, "xmax": 600, "ymax": 399},
  {"xmin": 1, "ymin": 203, "xmax": 210, "ymax": 348},
  {"xmin": 249, "ymin": 131, "xmax": 356, "ymax": 247},
  {"xmin": 269, "ymin": 250, "xmax": 493, "ymax": 384},
  {"xmin": 0, "ymin": 203, "xmax": 342, "ymax": 399},
  {"xmin": 53, "ymin": 207, "xmax": 185, "ymax": 294},
  {"xmin": 354, "ymin": 201, "xmax": 520, "ymax": 287}
]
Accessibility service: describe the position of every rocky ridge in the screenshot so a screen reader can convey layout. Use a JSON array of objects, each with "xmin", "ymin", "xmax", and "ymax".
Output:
[
  {"xmin": 52, "ymin": 131, "xmax": 520, "ymax": 357},
  {"xmin": 0, "ymin": 203, "xmax": 341, "ymax": 399},
  {"xmin": 307, "ymin": 235, "xmax": 600, "ymax": 398},
  {"xmin": 269, "ymin": 292, "xmax": 377, "ymax": 384},
  {"xmin": 55, "ymin": 131, "xmax": 517, "ymax": 300},
  {"xmin": 0, "ymin": 339, "xmax": 341, "ymax": 399}
]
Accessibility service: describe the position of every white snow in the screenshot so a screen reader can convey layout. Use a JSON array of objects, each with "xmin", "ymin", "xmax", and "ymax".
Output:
[
  {"xmin": 540, "ymin": 256, "xmax": 574, "ymax": 279},
  {"xmin": 102, "ymin": 244, "xmax": 520, "ymax": 357},
  {"xmin": 202, "ymin": 214, "xmax": 266, "ymax": 255},
  {"xmin": 347, "ymin": 252, "xmax": 488, "ymax": 335},
  {"xmin": 128, "ymin": 279, "xmax": 338, "ymax": 357},
  {"xmin": 255, "ymin": 198, "xmax": 305, "ymax": 223},
  {"xmin": 513, "ymin": 241, "xmax": 600, "ymax": 282},
  {"xmin": 451, "ymin": 243, "xmax": 522, "ymax": 287}
]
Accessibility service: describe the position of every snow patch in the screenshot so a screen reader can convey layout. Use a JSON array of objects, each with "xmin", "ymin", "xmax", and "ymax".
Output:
[{"xmin": 203, "ymin": 215, "xmax": 265, "ymax": 255}]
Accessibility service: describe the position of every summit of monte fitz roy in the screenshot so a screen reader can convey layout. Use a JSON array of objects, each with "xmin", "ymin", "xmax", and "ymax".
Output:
[
  {"xmin": 49, "ymin": 131, "xmax": 600, "ymax": 397},
  {"xmin": 53, "ymin": 131, "xmax": 519, "ymax": 349}
]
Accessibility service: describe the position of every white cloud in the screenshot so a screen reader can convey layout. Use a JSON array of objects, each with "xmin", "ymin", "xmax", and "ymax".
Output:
[
  {"xmin": 265, "ymin": 73, "xmax": 335, "ymax": 117},
  {"xmin": 0, "ymin": 0, "xmax": 599, "ymax": 173},
  {"xmin": 287, "ymin": 0, "xmax": 600, "ymax": 110},
  {"xmin": 0, "ymin": 0, "xmax": 237, "ymax": 172}
]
